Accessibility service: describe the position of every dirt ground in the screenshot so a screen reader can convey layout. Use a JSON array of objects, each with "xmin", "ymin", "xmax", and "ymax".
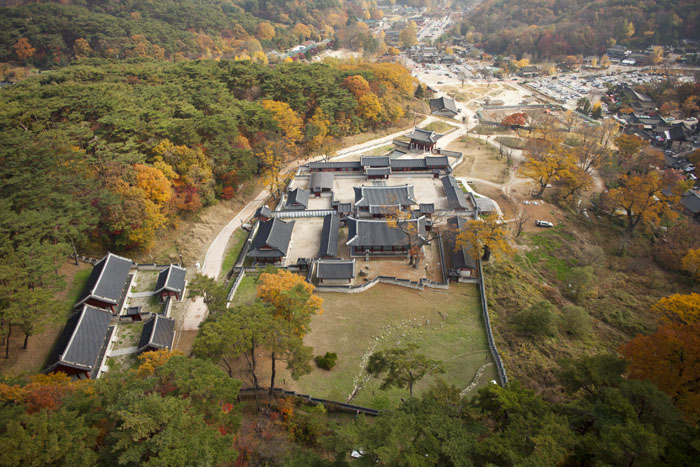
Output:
[
  {"xmin": 331, "ymin": 175, "xmax": 450, "ymax": 209},
  {"xmin": 286, "ymin": 218, "xmax": 326, "ymax": 263},
  {"xmin": 450, "ymin": 137, "xmax": 511, "ymax": 184},
  {"xmin": 0, "ymin": 261, "xmax": 91, "ymax": 377}
]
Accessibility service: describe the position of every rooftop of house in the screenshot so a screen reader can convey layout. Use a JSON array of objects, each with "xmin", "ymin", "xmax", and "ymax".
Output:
[
  {"xmin": 441, "ymin": 175, "xmax": 470, "ymax": 210},
  {"xmin": 286, "ymin": 188, "xmax": 310, "ymax": 209},
  {"xmin": 361, "ymin": 156, "xmax": 390, "ymax": 167},
  {"xmin": 309, "ymin": 172, "xmax": 334, "ymax": 191},
  {"xmin": 319, "ymin": 214, "xmax": 340, "ymax": 258},
  {"xmin": 447, "ymin": 216, "xmax": 477, "ymax": 270},
  {"xmin": 137, "ymin": 315, "xmax": 175, "ymax": 353},
  {"xmin": 255, "ymin": 205, "xmax": 273, "ymax": 218},
  {"xmin": 354, "ymin": 184, "xmax": 417, "ymax": 207},
  {"xmin": 408, "ymin": 127, "xmax": 442, "ymax": 144},
  {"xmin": 316, "ymin": 259, "xmax": 355, "ymax": 280},
  {"xmin": 429, "ymin": 96, "xmax": 459, "ymax": 114},
  {"xmin": 249, "ymin": 218, "xmax": 295, "ymax": 258},
  {"xmin": 154, "ymin": 264, "xmax": 187, "ymax": 295},
  {"xmin": 45, "ymin": 305, "xmax": 112, "ymax": 374},
  {"xmin": 75, "ymin": 252, "xmax": 132, "ymax": 308},
  {"xmin": 346, "ymin": 216, "xmax": 426, "ymax": 248}
]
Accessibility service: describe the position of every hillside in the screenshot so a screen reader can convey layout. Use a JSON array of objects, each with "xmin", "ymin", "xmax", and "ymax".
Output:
[
  {"xmin": 465, "ymin": 0, "xmax": 699, "ymax": 58},
  {"xmin": 0, "ymin": 0, "xmax": 341, "ymax": 67}
]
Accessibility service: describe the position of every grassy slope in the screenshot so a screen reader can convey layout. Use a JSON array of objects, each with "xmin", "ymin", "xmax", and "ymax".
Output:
[{"xmin": 485, "ymin": 213, "xmax": 696, "ymax": 401}]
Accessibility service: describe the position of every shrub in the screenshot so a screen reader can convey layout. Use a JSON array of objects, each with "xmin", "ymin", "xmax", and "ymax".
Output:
[
  {"xmin": 560, "ymin": 305, "xmax": 592, "ymax": 338},
  {"xmin": 314, "ymin": 352, "xmax": 337, "ymax": 371},
  {"xmin": 566, "ymin": 266, "xmax": 593, "ymax": 302},
  {"xmin": 513, "ymin": 301, "xmax": 558, "ymax": 337}
]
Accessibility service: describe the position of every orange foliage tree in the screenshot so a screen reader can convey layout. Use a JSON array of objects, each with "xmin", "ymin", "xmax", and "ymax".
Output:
[
  {"xmin": 257, "ymin": 269, "xmax": 323, "ymax": 333},
  {"xmin": 620, "ymin": 323, "xmax": 700, "ymax": 422},
  {"xmin": 13, "ymin": 38, "xmax": 35, "ymax": 62},
  {"xmin": 0, "ymin": 373, "xmax": 86, "ymax": 413},
  {"xmin": 502, "ymin": 112, "xmax": 527, "ymax": 127}
]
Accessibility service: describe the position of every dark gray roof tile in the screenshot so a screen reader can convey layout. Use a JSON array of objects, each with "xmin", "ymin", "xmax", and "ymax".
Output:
[
  {"xmin": 317, "ymin": 259, "xmax": 355, "ymax": 279},
  {"xmin": 154, "ymin": 265, "xmax": 187, "ymax": 294},
  {"xmin": 138, "ymin": 315, "xmax": 175, "ymax": 353},
  {"xmin": 319, "ymin": 214, "xmax": 339, "ymax": 257},
  {"xmin": 75, "ymin": 253, "xmax": 132, "ymax": 308},
  {"xmin": 248, "ymin": 218, "xmax": 295, "ymax": 258}
]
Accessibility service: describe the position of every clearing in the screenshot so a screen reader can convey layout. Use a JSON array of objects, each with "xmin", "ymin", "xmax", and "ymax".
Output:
[
  {"xmin": 231, "ymin": 283, "xmax": 497, "ymax": 410},
  {"xmin": 450, "ymin": 136, "xmax": 511, "ymax": 185}
]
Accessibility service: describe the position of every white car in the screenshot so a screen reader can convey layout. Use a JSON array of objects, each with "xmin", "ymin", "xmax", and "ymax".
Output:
[{"xmin": 535, "ymin": 220, "xmax": 554, "ymax": 228}]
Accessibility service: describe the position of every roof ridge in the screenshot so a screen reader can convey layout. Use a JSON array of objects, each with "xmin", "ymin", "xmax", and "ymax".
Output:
[{"xmin": 149, "ymin": 315, "xmax": 159, "ymax": 345}]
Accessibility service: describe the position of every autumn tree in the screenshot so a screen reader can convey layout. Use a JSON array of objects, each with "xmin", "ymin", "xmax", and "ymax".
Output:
[
  {"xmin": 386, "ymin": 207, "xmax": 437, "ymax": 268},
  {"xmin": 620, "ymin": 323, "xmax": 700, "ymax": 421},
  {"xmin": 603, "ymin": 171, "xmax": 677, "ymax": 234},
  {"xmin": 261, "ymin": 100, "xmax": 303, "ymax": 144},
  {"xmin": 520, "ymin": 146, "xmax": 575, "ymax": 198},
  {"xmin": 681, "ymin": 248, "xmax": 700, "ymax": 282},
  {"xmin": 455, "ymin": 213, "xmax": 514, "ymax": 262},
  {"xmin": 73, "ymin": 38, "xmax": 92, "ymax": 58},
  {"xmin": 615, "ymin": 134, "xmax": 645, "ymax": 166},
  {"xmin": 399, "ymin": 21, "xmax": 418, "ymax": 47},
  {"xmin": 257, "ymin": 269, "xmax": 323, "ymax": 393},
  {"xmin": 13, "ymin": 38, "xmax": 35, "ymax": 62},
  {"xmin": 293, "ymin": 23, "xmax": 312, "ymax": 40},
  {"xmin": 256, "ymin": 22, "xmax": 275, "ymax": 40},
  {"xmin": 366, "ymin": 343, "xmax": 445, "ymax": 398},
  {"xmin": 501, "ymin": 112, "xmax": 527, "ymax": 128},
  {"xmin": 651, "ymin": 293, "xmax": 700, "ymax": 326}
]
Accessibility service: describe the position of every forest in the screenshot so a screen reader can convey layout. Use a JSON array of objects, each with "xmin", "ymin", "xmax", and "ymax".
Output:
[
  {"xmin": 462, "ymin": 0, "xmax": 700, "ymax": 58},
  {"xmin": 0, "ymin": 0, "xmax": 345, "ymax": 68}
]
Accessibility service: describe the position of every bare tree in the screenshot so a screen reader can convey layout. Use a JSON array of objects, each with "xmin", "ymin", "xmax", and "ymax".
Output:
[{"xmin": 513, "ymin": 207, "xmax": 530, "ymax": 238}]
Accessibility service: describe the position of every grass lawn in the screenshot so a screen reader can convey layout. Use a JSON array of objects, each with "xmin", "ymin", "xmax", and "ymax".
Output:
[
  {"xmin": 221, "ymin": 229, "xmax": 249, "ymax": 281},
  {"xmin": 229, "ymin": 274, "xmax": 258, "ymax": 307},
  {"xmin": 422, "ymin": 120, "xmax": 457, "ymax": 134},
  {"xmin": 364, "ymin": 144, "xmax": 395, "ymax": 156},
  {"xmin": 495, "ymin": 136, "xmax": 526, "ymax": 149},
  {"xmin": 273, "ymin": 283, "xmax": 496, "ymax": 410},
  {"xmin": 132, "ymin": 271, "xmax": 159, "ymax": 293},
  {"xmin": 471, "ymin": 124, "xmax": 515, "ymax": 135},
  {"xmin": 63, "ymin": 268, "xmax": 92, "ymax": 313}
]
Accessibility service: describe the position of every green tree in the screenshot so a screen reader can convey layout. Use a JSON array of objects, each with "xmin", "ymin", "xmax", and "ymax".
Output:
[
  {"xmin": 567, "ymin": 266, "xmax": 593, "ymax": 302},
  {"xmin": 560, "ymin": 305, "xmax": 592, "ymax": 338},
  {"xmin": 513, "ymin": 301, "xmax": 558, "ymax": 337},
  {"xmin": 366, "ymin": 343, "xmax": 445, "ymax": 398}
]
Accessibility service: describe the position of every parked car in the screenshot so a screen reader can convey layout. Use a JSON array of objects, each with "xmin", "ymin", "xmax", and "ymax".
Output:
[{"xmin": 535, "ymin": 220, "xmax": 554, "ymax": 228}]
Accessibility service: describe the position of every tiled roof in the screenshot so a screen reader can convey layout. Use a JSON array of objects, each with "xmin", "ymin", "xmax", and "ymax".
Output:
[
  {"xmin": 255, "ymin": 205, "xmax": 273, "ymax": 218},
  {"xmin": 137, "ymin": 315, "xmax": 175, "ymax": 353},
  {"xmin": 366, "ymin": 167, "xmax": 392, "ymax": 176},
  {"xmin": 419, "ymin": 203, "xmax": 435, "ymax": 213},
  {"xmin": 475, "ymin": 197, "xmax": 497, "ymax": 213},
  {"xmin": 425, "ymin": 156, "xmax": 450, "ymax": 168},
  {"xmin": 319, "ymin": 214, "xmax": 339, "ymax": 258},
  {"xmin": 317, "ymin": 259, "xmax": 355, "ymax": 280},
  {"xmin": 346, "ymin": 216, "xmax": 425, "ymax": 248},
  {"xmin": 429, "ymin": 97, "xmax": 459, "ymax": 114},
  {"xmin": 361, "ymin": 156, "xmax": 390, "ymax": 167},
  {"xmin": 682, "ymin": 191, "xmax": 700, "ymax": 214},
  {"xmin": 286, "ymin": 188, "xmax": 309, "ymax": 209},
  {"xmin": 309, "ymin": 172, "xmax": 334, "ymax": 191},
  {"xmin": 154, "ymin": 265, "xmax": 187, "ymax": 295},
  {"xmin": 354, "ymin": 185, "xmax": 416, "ymax": 207},
  {"xmin": 447, "ymin": 217, "xmax": 477, "ymax": 270},
  {"xmin": 308, "ymin": 161, "xmax": 362, "ymax": 170},
  {"xmin": 408, "ymin": 128, "xmax": 442, "ymax": 144},
  {"xmin": 248, "ymin": 218, "xmax": 295, "ymax": 258},
  {"xmin": 75, "ymin": 253, "xmax": 132, "ymax": 308},
  {"xmin": 45, "ymin": 305, "xmax": 112, "ymax": 373},
  {"xmin": 442, "ymin": 176, "xmax": 469, "ymax": 210}
]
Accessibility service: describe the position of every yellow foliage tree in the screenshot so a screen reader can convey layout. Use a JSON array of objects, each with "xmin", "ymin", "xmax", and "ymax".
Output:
[
  {"xmin": 604, "ymin": 171, "xmax": 678, "ymax": 234},
  {"xmin": 399, "ymin": 21, "xmax": 418, "ymax": 47},
  {"xmin": 293, "ymin": 23, "xmax": 312, "ymax": 40},
  {"xmin": 651, "ymin": 293, "xmax": 700, "ymax": 325},
  {"xmin": 520, "ymin": 147, "xmax": 575, "ymax": 197},
  {"xmin": 261, "ymin": 100, "xmax": 303, "ymax": 143},
  {"xmin": 137, "ymin": 349, "xmax": 183, "ymax": 377},
  {"xmin": 357, "ymin": 92, "xmax": 383, "ymax": 122},
  {"xmin": 455, "ymin": 213, "xmax": 514, "ymax": 262},
  {"xmin": 73, "ymin": 38, "xmax": 92, "ymax": 58},
  {"xmin": 257, "ymin": 269, "xmax": 323, "ymax": 336},
  {"xmin": 681, "ymin": 248, "xmax": 700, "ymax": 282},
  {"xmin": 256, "ymin": 22, "xmax": 276, "ymax": 40}
]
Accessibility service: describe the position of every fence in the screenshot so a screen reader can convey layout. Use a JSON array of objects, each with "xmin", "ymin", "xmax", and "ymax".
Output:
[
  {"xmin": 226, "ymin": 269, "xmax": 246, "ymax": 305},
  {"xmin": 238, "ymin": 387, "xmax": 379, "ymax": 416},
  {"xmin": 477, "ymin": 260, "xmax": 508, "ymax": 386}
]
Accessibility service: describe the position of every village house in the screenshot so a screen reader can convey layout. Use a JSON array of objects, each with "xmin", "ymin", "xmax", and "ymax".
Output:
[
  {"xmin": 247, "ymin": 218, "xmax": 295, "ymax": 264},
  {"xmin": 285, "ymin": 188, "xmax": 310, "ymax": 210},
  {"xmin": 446, "ymin": 216, "xmax": 477, "ymax": 280},
  {"xmin": 74, "ymin": 252, "xmax": 132, "ymax": 313},
  {"xmin": 153, "ymin": 264, "xmax": 187, "ymax": 301},
  {"xmin": 316, "ymin": 259, "xmax": 356, "ymax": 285},
  {"xmin": 309, "ymin": 172, "xmax": 334, "ymax": 196},
  {"xmin": 407, "ymin": 128, "xmax": 442, "ymax": 152},
  {"xmin": 429, "ymin": 96, "xmax": 460, "ymax": 117},
  {"xmin": 44, "ymin": 305, "xmax": 113, "ymax": 379},
  {"xmin": 346, "ymin": 216, "xmax": 426, "ymax": 256},
  {"xmin": 137, "ymin": 315, "xmax": 176, "ymax": 354}
]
